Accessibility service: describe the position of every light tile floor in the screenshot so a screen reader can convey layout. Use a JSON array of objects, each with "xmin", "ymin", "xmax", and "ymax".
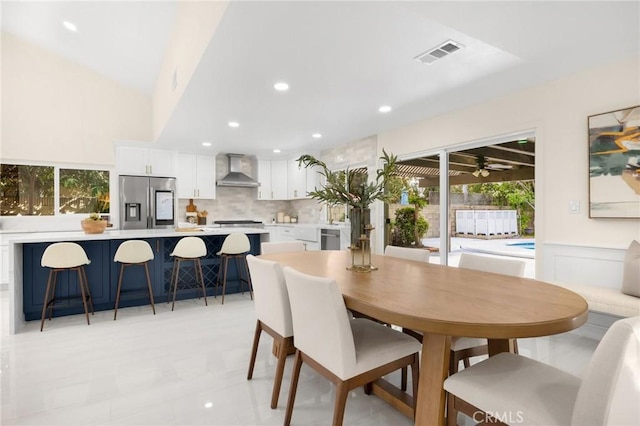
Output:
[{"xmin": 1, "ymin": 291, "xmax": 599, "ymax": 425}]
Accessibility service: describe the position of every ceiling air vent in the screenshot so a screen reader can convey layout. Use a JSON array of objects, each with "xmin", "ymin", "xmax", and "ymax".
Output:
[{"xmin": 414, "ymin": 39, "xmax": 464, "ymax": 65}]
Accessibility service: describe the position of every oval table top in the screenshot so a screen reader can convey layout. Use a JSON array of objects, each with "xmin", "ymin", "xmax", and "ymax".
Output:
[{"xmin": 260, "ymin": 250, "xmax": 588, "ymax": 339}]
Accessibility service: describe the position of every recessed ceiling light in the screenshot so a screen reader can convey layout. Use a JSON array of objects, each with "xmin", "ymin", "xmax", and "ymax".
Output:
[
  {"xmin": 228, "ymin": 121, "xmax": 239, "ymax": 128},
  {"xmin": 378, "ymin": 105, "xmax": 392, "ymax": 113},
  {"xmin": 312, "ymin": 133, "xmax": 322, "ymax": 139},
  {"xmin": 274, "ymin": 82, "xmax": 289, "ymax": 91},
  {"xmin": 63, "ymin": 21, "xmax": 77, "ymax": 32},
  {"xmin": 204, "ymin": 402, "xmax": 213, "ymax": 409},
  {"xmin": 202, "ymin": 142, "xmax": 212, "ymax": 147},
  {"xmin": 273, "ymin": 149, "xmax": 281, "ymax": 153}
]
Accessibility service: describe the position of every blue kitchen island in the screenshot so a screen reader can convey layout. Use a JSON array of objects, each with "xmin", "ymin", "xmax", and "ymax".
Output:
[{"xmin": 5, "ymin": 228, "xmax": 269, "ymax": 333}]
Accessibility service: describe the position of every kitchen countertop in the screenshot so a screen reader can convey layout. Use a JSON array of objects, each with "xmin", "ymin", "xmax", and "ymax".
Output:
[{"xmin": 2, "ymin": 227, "xmax": 269, "ymax": 244}]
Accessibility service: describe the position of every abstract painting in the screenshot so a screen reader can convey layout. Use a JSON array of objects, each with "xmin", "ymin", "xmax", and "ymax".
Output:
[{"xmin": 588, "ymin": 106, "xmax": 640, "ymax": 218}]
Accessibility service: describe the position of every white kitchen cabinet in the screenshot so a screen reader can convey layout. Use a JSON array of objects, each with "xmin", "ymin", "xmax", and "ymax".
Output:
[
  {"xmin": 271, "ymin": 160, "xmax": 288, "ymax": 200},
  {"xmin": 257, "ymin": 159, "xmax": 288, "ymax": 200},
  {"xmin": 116, "ymin": 146, "xmax": 174, "ymax": 177},
  {"xmin": 276, "ymin": 226, "xmax": 296, "ymax": 241},
  {"xmin": 257, "ymin": 160, "xmax": 272, "ymax": 200},
  {"xmin": 176, "ymin": 154, "xmax": 216, "ymax": 199},
  {"xmin": 306, "ymin": 168, "xmax": 319, "ymax": 194},
  {"xmin": 288, "ymin": 158, "xmax": 307, "ymax": 199}
]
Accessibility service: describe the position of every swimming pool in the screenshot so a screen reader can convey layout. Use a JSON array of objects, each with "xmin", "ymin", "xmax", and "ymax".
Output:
[{"xmin": 507, "ymin": 242, "xmax": 535, "ymax": 250}]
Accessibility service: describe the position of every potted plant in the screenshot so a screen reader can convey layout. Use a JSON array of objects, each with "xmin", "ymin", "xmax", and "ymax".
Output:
[
  {"xmin": 81, "ymin": 212, "xmax": 107, "ymax": 234},
  {"xmin": 297, "ymin": 150, "xmax": 400, "ymax": 270}
]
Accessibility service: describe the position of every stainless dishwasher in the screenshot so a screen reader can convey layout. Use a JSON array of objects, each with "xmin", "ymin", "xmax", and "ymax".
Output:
[{"xmin": 320, "ymin": 228, "xmax": 341, "ymax": 250}]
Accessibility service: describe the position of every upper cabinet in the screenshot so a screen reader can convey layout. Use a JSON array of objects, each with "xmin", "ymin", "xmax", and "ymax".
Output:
[
  {"xmin": 116, "ymin": 146, "xmax": 174, "ymax": 177},
  {"xmin": 258, "ymin": 155, "xmax": 318, "ymax": 200},
  {"xmin": 288, "ymin": 158, "xmax": 307, "ymax": 199},
  {"xmin": 257, "ymin": 159, "xmax": 272, "ymax": 200},
  {"xmin": 270, "ymin": 160, "xmax": 288, "ymax": 200},
  {"xmin": 257, "ymin": 159, "xmax": 287, "ymax": 200},
  {"xmin": 176, "ymin": 154, "xmax": 216, "ymax": 199}
]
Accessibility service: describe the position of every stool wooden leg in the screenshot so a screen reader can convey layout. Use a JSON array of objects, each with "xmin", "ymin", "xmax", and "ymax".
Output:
[
  {"xmin": 195, "ymin": 258, "xmax": 208, "ymax": 306},
  {"xmin": 40, "ymin": 270, "xmax": 55, "ymax": 332},
  {"xmin": 171, "ymin": 259, "xmax": 181, "ymax": 311},
  {"xmin": 144, "ymin": 262, "xmax": 156, "ymax": 314},
  {"xmin": 221, "ymin": 255, "xmax": 229, "ymax": 305},
  {"xmin": 243, "ymin": 255, "xmax": 253, "ymax": 300},
  {"xmin": 48, "ymin": 270, "xmax": 59, "ymax": 321},
  {"xmin": 214, "ymin": 256, "xmax": 223, "ymax": 299},
  {"xmin": 80, "ymin": 266, "xmax": 94, "ymax": 314},
  {"xmin": 114, "ymin": 264, "xmax": 125, "ymax": 320},
  {"xmin": 233, "ymin": 255, "xmax": 245, "ymax": 295},
  {"xmin": 168, "ymin": 258, "xmax": 178, "ymax": 304},
  {"xmin": 77, "ymin": 267, "xmax": 91, "ymax": 326}
]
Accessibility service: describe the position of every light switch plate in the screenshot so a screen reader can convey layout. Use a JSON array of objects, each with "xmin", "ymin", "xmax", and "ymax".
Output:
[{"xmin": 569, "ymin": 200, "xmax": 580, "ymax": 214}]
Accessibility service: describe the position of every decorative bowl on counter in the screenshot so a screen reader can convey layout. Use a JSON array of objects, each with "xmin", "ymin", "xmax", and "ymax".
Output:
[{"xmin": 81, "ymin": 217, "xmax": 107, "ymax": 234}]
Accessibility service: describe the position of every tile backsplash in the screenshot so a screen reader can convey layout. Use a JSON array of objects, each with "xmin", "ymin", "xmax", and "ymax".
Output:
[{"xmin": 177, "ymin": 195, "xmax": 321, "ymax": 225}]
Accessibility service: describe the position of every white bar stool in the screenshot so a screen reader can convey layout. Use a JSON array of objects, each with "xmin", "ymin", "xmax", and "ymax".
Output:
[
  {"xmin": 113, "ymin": 240, "xmax": 156, "ymax": 320},
  {"xmin": 169, "ymin": 236, "xmax": 208, "ymax": 311},
  {"xmin": 40, "ymin": 242, "xmax": 94, "ymax": 331},
  {"xmin": 215, "ymin": 233, "xmax": 253, "ymax": 304}
]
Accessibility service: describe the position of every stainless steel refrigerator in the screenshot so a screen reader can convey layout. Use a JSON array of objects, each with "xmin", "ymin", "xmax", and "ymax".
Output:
[{"xmin": 119, "ymin": 175, "xmax": 177, "ymax": 230}]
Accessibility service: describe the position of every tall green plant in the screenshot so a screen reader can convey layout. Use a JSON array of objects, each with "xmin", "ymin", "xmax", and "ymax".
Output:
[
  {"xmin": 297, "ymin": 149, "xmax": 399, "ymax": 209},
  {"xmin": 391, "ymin": 207, "xmax": 428, "ymax": 247}
]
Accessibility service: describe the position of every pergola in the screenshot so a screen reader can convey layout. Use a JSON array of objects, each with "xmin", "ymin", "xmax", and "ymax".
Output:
[{"xmin": 395, "ymin": 139, "xmax": 535, "ymax": 186}]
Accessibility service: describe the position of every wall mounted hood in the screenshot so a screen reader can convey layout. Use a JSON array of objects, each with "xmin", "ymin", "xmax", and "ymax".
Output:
[{"xmin": 216, "ymin": 154, "xmax": 260, "ymax": 188}]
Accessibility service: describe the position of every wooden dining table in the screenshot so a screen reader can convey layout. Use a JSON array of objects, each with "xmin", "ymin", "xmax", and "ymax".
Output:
[{"xmin": 260, "ymin": 250, "xmax": 588, "ymax": 426}]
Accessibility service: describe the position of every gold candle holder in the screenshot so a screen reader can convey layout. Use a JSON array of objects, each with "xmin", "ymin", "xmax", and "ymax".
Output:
[{"xmin": 347, "ymin": 225, "xmax": 377, "ymax": 273}]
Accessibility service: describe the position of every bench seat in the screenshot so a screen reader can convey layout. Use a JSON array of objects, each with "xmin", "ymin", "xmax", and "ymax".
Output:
[{"xmin": 553, "ymin": 281, "xmax": 640, "ymax": 318}]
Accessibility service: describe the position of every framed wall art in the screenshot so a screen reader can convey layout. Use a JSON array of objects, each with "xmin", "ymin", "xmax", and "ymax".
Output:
[{"xmin": 588, "ymin": 105, "xmax": 640, "ymax": 218}]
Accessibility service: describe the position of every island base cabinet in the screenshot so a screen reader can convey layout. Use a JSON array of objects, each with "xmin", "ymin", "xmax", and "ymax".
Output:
[{"xmin": 22, "ymin": 235, "xmax": 262, "ymax": 321}]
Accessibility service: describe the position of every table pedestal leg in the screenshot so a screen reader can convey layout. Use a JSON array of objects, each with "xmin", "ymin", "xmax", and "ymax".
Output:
[
  {"xmin": 487, "ymin": 338, "xmax": 514, "ymax": 356},
  {"xmin": 415, "ymin": 333, "xmax": 451, "ymax": 426}
]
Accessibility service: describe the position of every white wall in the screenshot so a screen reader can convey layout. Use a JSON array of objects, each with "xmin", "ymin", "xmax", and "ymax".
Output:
[
  {"xmin": 0, "ymin": 32, "xmax": 152, "ymax": 165},
  {"xmin": 376, "ymin": 57, "xmax": 640, "ymax": 270},
  {"xmin": 152, "ymin": 1, "xmax": 228, "ymax": 141}
]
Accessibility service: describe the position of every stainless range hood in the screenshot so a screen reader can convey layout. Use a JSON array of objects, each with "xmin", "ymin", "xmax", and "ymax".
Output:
[{"xmin": 216, "ymin": 154, "xmax": 260, "ymax": 188}]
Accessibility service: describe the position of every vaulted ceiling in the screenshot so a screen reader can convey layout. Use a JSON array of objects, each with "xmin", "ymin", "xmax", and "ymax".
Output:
[{"xmin": 2, "ymin": 2, "xmax": 639, "ymax": 158}]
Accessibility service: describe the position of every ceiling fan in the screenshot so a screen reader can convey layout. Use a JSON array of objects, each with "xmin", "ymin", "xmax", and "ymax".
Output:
[{"xmin": 472, "ymin": 156, "xmax": 513, "ymax": 177}]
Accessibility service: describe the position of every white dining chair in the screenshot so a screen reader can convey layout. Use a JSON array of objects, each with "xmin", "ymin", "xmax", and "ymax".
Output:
[
  {"xmin": 444, "ymin": 316, "xmax": 640, "ymax": 426},
  {"xmin": 453, "ymin": 253, "xmax": 526, "ymax": 367},
  {"xmin": 282, "ymin": 266, "xmax": 421, "ymax": 426},
  {"xmin": 260, "ymin": 240, "xmax": 305, "ymax": 255},
  {"xmin": 245, "ymin": 255, "xmax": 293, "ymax": 409},
  {"xmin": 384, "ymin": 244, "xmax": 430, "ymax": 391},
  {"xmin": 384, "ymin": 245, "xmax": 430, "ymax": 263}
]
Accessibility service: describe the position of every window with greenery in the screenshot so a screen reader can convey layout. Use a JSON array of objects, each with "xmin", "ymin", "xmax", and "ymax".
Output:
[
  {"xmin": 0, "ymin": 164, "xmax": 110, "ymax": 216},
  {"xmin": 59, "ymin": 169, "xmax": 110, "ymax": 214},
  {"xmin": 0, "ymin": 164, "xmax": 55, "ymax": 216}
]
